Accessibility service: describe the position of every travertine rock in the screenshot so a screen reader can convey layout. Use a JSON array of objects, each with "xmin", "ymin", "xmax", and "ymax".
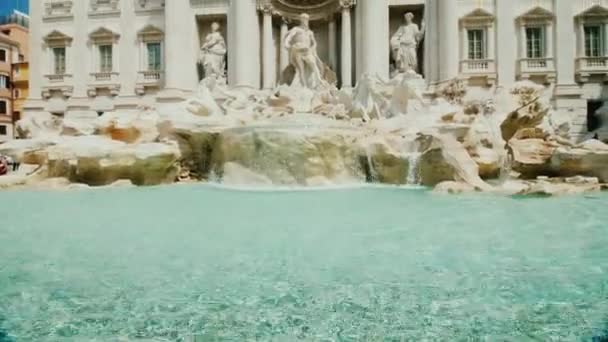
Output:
[
  {"xmin": 508, "ymin": 138, "xmax": 556, "ymax": 179},
  {"xmin": 361, "ymin": 138, "xmax": 410, "ymax": 185},
  {"xmin": 417, "ymin": 133, "xmax": 492, "ymax": 190},
  {"xmin": 519, "ymin": 177, "xmax": 601, "ymax": 196},
  {"xmin": 15, "ymin": 112, "xmax": 63, "ymax": 139},
  {"xmin": 0, "ymin": 138, "xmax": 58, "ymax": 165},
  {"xmin": 500, "ymin": 99, "xmax": 548, "ymax": 142},
  {"xmin": 550, "ymin": 140, "xmax": 608, "ymax": 182},
  {"xmin": 212, "ymin": 127, "xmax": 365, "ymax": 186},
  {"xmin": 96, "ymin": 110, "xmax": 161, "ymax": 144},
  {"xmin": 45, "ymin": 136, "xmax": 180, "ymax": 186},
  {"xmin": 433, "ymin": 181, "xmax": 476, "ymax": 194}
]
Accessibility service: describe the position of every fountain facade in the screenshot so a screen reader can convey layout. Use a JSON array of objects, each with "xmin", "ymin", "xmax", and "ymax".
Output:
[{"xmin": 3, "ymin": 1, "xmax": 608, "ymax": 195}]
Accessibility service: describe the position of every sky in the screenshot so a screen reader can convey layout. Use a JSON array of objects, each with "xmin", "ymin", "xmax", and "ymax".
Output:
[{"xmin": 0, "ymin": 0, "xmax": 28, "ymax": 16}]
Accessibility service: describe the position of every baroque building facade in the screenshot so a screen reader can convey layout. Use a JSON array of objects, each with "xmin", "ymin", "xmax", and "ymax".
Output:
[
  {"xmin": 0, "ymin": 10, "xmax": 28, "ymax": 143},
  {"xmin": 23, "ymin": 0, "xmax": 608, "ymax": 141}
]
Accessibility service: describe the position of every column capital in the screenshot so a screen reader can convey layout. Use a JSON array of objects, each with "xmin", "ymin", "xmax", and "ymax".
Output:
[
  {"xmin": 339, "ymin": 0, "xmax": 355, "ymax": 10},
  {"xmin": 257, "ymin": 0, "xmax": 274, "ymax": 14}
]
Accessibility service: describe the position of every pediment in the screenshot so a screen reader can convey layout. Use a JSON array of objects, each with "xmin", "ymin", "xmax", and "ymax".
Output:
[
  {"xmin": 89, "ymin": 27, "xmax": 120, "ymax": 40},
  {"xmin": 137, "ymin": 25, "xmax": 164, "ymax": 42},
  {"xmin": 460, "ymin": 8, "xmax": 495, "ymax": 25},
  {"xmin": 518, "ymin": 6, "xmax": 553, "ymax": 21},
  {"xmin": 138, "ymin": 25, "xmax": 164, "ymax": 37},
  {"xmin": 576, "ymin": 5, "xmax": 608, "ymax": 19},
  {"xmin": 43, "ymin": 30, "xmax": 73, "ymax": 46}
]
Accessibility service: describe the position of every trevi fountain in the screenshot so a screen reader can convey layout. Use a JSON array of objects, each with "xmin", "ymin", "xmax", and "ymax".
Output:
[{"xmin": 1, "ymin": 8, "xmax": 608, "ymax": 342}]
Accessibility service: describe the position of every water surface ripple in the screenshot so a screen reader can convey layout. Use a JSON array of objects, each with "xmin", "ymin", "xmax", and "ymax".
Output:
[{"xmin": 1, "ymin": 186, "xmax": 607, "ymax": 341}]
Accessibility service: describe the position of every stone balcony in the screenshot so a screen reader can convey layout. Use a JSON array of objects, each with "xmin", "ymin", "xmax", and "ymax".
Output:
[
  {"xmin": 517, "ymin": 58, "xmax": 556, "ymax": 84},
  {"xmin": 88, "ymin": 72, "xmax": 121, "ymax": 97},
  {"xmin": 42, "ymin": 74, "xmax": 74, "ymax": 99},
  {"xmin": 576, "ymin": 56, "xmax": 608, "ymax": 82},
  {"xmin": 45, "ymin": 73, "xmax": 72, "ymax": 83},
  {"xmin": 135, "ymin": 70, "xmax": 163, "ymax": 95},
  {"xmin": 459, "ymin": 59, "xmax": 497, "ymax": 86}
]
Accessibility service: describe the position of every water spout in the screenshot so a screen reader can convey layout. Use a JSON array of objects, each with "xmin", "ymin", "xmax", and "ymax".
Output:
[{"xmin": 406, "ymin": 152, "xmax": 421, "ymax": 185}]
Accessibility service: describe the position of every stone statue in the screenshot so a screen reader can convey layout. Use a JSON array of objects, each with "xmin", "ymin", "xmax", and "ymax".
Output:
[
  {"xmin": 391, "ymin": 12, "xmax": 425, "ymax": 75},
  {"xmin": 199, "ymin": 22, "xmax": 227, "ymax": 83},
  {"xmin": 283, "ymin": 13, "xmax": 325, "ymax": 89}
]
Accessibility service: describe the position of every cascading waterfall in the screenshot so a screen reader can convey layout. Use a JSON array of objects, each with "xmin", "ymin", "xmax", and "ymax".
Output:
[
  {"xmin": 479, "ymin": 112, "xmax": 510, "ymax": 183},
  {"xmin": 499, "ymin": 152, "xmax": 513, "ymax": 184},
  {"xmin": 406, "ymin": 152, "xmax": 421, "ymax": 185},
  {"xmin": 365, "ymin": 146, "xmax": 379, "ymax": 183}
]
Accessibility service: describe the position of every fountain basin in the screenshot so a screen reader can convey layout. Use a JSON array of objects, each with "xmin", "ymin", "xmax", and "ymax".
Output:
[{"xmin": 0, "ymin": 185, "xmax": 607, "ymax": 340}]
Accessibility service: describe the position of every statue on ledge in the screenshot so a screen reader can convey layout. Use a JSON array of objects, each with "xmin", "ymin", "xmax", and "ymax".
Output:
[
  {"xmin": 199, "ymin": 22, "xmax": 227, "ymax": 84},
  {"xmin": 283, "ymin": 13, "xmax": 327, "ymax": 89},
  {"xmin": 391, "ymin": 12, "xmax": 425, "ymax": 76}
]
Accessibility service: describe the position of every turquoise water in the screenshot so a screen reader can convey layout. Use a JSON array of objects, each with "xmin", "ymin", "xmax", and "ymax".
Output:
[{"xmin": 1, "ymin": 185, "xmax": 607, "ymax": 341}]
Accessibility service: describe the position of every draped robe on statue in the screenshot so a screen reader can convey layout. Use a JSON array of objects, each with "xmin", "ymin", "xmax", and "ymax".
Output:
[
  {"xmin": 199, "ymin": 32, "xmax": 227, "ymax": 81},
  {"xmin": 391, "ymin": 23, "xmax": 423, "ymax": 74}
]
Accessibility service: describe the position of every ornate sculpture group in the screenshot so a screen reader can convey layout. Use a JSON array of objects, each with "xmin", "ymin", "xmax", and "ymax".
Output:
[{"xmin": 198, "ymin": 11, "xmax": 425, "ymax": 88}]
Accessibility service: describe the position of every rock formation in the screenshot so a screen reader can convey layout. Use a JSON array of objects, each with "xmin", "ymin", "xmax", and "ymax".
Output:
[{"xmin": 1, "ymin": 77, "xmax": 607, "ymax": 196}]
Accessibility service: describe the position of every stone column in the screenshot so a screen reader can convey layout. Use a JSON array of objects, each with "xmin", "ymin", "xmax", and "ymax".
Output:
[
  {"xmin": 119, "ymin": 0, "xmax": 137, "ymax": 97},
  {"xmin": 554, "ymin": 0, "xmax": 584, "ymax": 141},
  {"xmin": 496, "ymin": 0, "xmax": 516, "ymax": 86},
  {"xmin": 356, "ymin": 0, "xmax": 389, "ymax": 80},
  {"xmin": 555, "ymin": 0, "xmax": 577, "ymax": 85},
  {"xmin": 261, "ymin": 5, "xmax": 275, "ymax": 89},
  {"xmin": 604, "ymin": 23, "xmax": 608, "ymax": 57},
  {"xmin": 487, "ymin": 26, "xmax": 495, "ymax": 61},
  {"xmin": 423, "ymin": 0, "xmax": 438, "ymax": 84},
  {"xmin": 279, "ymin": 18, "xmax": 289, "ymax": 77},
  {"xmin": 546, "ymin": 23, "xmax": 554, "ymax": 59},
  {"xmin": 433, "ymin": 0, "xmax": 459, "ymax": 83},
  {"xmin": 228, "ymin": 0, "xmax": 261, "ymax": 88},
  {"xmin": 27, "ymin": 0, "xmax": 42, "ymax": 101},
  {"xmin": 340, "ymin": 1, "xmax": 353, "ymax": 88},
  {"xmin": 328, "ymin": 15, "xmax": 337, "ymax": 71},
  {"xmin": 163, "ymin": 0, "xmax": 198, "ymax": 95},
  {"xmin": 71, "ymin": 0, "xmax": 87, "ymax": 98},
  {"xmin": 520, "ymin": 25, "xmax": 527, "ymax": 60}
]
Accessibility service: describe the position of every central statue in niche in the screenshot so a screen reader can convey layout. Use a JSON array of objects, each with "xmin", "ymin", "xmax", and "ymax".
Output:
[
  {"xmin": 283, "ymin": 13, "xmax": 327, "ymax": 89},
  {"xmin": 199, "ymin": 22, "xmax": 227, "ymax": 84},
  {"xmin": 391, "ymin": 12, "xmax": 425, "ymax": 76}
]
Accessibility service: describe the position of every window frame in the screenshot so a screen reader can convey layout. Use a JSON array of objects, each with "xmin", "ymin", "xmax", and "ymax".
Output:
[
  {"xmin": 53, "ymin": 47, "xmax": 67, "ymax": 75},
  {"xmin": 43, "ymin": 30, "xmax": 73, "ymax": 76},
  {"xmin": 137, "ymin": 25, "xmax": 164, "ymax": 73},
  {"xmin": 467, "ymin": 28, "xmax": 486, "ymax": 60},
  {"xmin": 0, "ymin": 101, "xmax": 7, "ymax": 115},
  {"xmin": 525, "ymin": 26, "xmax": 545, "ymax": 59},
  {"xmin": 89, "ymin": 27, "xmax": 120, "ymax": 75},
  {"xmin": 146, "ymin": 42, "xmax": 162, "ymax": 72},
  {"xmin": 98, "ymin": 44, "xmax": 113, "ymax": 73},
  {"xmin": 584, "ymin": 24, "xmax": 604, "ymax": 58},
  {"xmin": 0, "ymin": 75, "xmax": 8, "ymax": 89}
]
